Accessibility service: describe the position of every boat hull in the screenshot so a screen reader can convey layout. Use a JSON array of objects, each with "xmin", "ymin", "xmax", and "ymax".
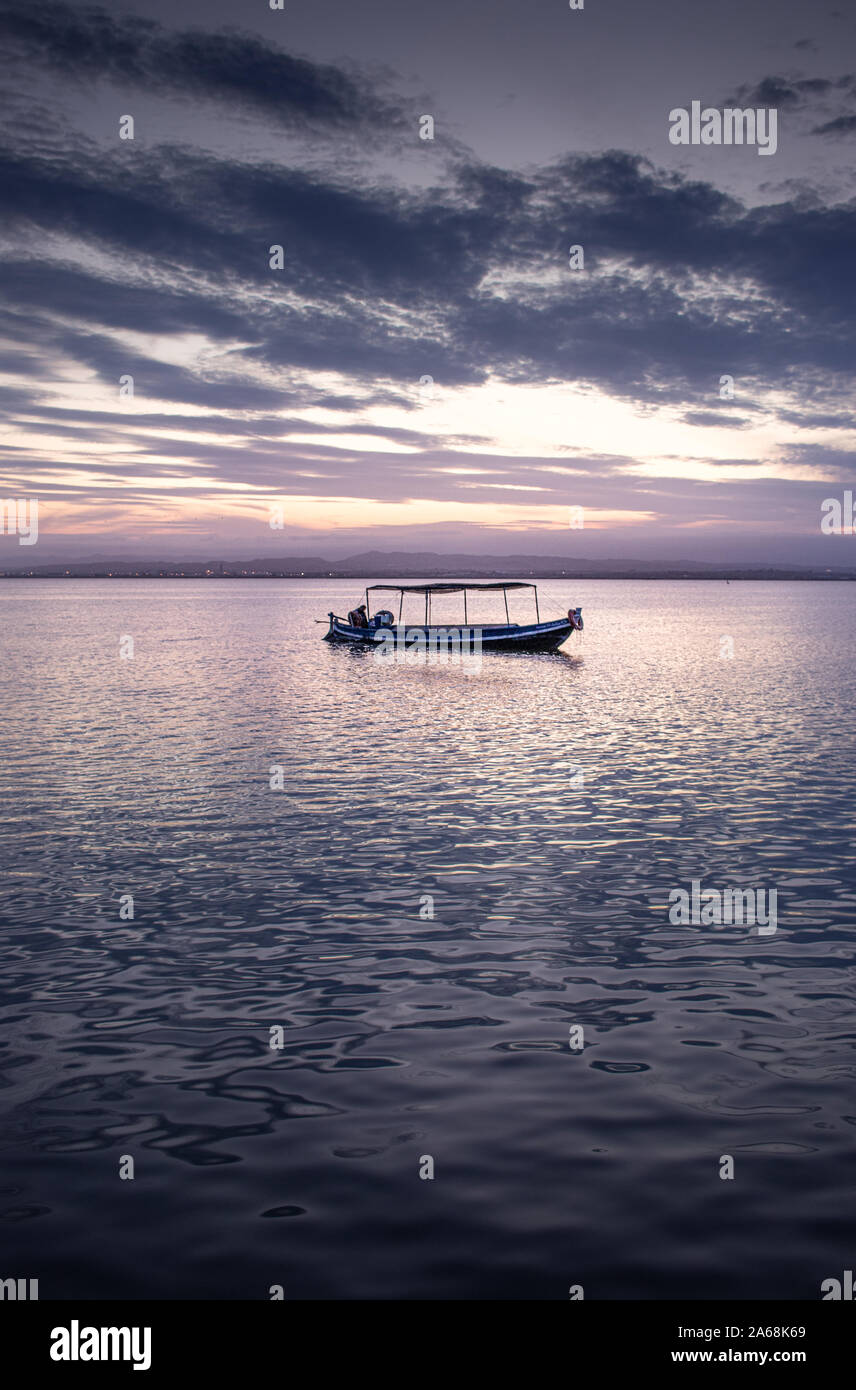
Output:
[{"xmin": 323, "ymin": 615, "xmax": 575, "ymax": 652}]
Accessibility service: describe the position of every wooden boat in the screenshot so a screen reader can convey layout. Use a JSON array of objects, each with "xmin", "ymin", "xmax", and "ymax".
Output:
[{"xmin": 322, "ymin": 582, "xmax": 583, "ymax": 652}]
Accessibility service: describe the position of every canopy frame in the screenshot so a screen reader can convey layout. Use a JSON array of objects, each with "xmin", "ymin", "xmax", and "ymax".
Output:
[{"xmin": 364, "ymin": 581, "xmax": 540, "ymax": 626}]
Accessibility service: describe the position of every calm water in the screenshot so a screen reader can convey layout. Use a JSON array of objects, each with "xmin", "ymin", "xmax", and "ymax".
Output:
[{"xmin": 1, "ymin": 578, "xmax": 855, "ymax": 1300}]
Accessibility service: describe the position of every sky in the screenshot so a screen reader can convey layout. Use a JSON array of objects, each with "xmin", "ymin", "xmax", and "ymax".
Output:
[{"xmin": 1, "ymin": 0, "xmax": 855, "ymax": 565}]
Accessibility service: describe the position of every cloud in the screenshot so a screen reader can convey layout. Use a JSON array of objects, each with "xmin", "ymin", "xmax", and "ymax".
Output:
[
  {"xmin": 2, "ymin": 135, "xmax": 855, "ymax": 452},
  {"xmin": 0, "ymin": 1, "xmax": 406, "ymax": 138},
  {"xmin": 728, "ymin": 73, "xmax": 853, "ymax": 110},
  {"xmin": 682, "ymin": 412, "xmax": 751, "ymax": 429},
  {"xmin": 812, "ymin": 114, "xmax": 856, "ymax": 137},
  {"xmin": 725, "ymin": 71, "xmax": 856, "ymax": 142},
  {"xmin": 1, "ymin": 4, "xmax": 855, "ymax": 561}
]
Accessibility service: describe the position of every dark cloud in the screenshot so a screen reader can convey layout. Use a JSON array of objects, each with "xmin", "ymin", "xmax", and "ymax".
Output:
[
  {"xmin": 729, "ymin": 73, "xmax": 852, "ymax": 108},
  {"xmin": 2, "ymin": 136, "xmax": 855, "ymax": 422},
  {"xmin": 725, "ymin": 72, "xmax": 856, "ymax": 142},
  {"xmin": 776, "ymin": 408, "xmax": 854, "ymax": 429},
  {"xmin": 813, "ymin": 114, "xmax": 856, "ymax": 137},
  {"xmin": 0, "ymin": 1, "xmax": 405, "ymax": 137},
  {"xmin": 682, "ymin": 412, "xmax": 751, "ymax": 428},
  {"xmin": 1, "ymin": 0, "xmax": 854, "ymax": 562},
  {"xmin": 780, "ymin": 443, "xmax": 856, "ymax": 473}
]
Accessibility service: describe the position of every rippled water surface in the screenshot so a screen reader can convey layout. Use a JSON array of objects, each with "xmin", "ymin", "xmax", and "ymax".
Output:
[{"xmin": 1, "ymin": 578, "xmax": 855, "ymax": 1300}]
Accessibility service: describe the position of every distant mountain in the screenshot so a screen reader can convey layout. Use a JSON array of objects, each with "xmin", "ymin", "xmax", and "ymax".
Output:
[
  {"xmin": 327, "ymin": 549, "xmax": 719, "ymax": 576},
  {"xmin": 2, "ymin": 549, "xmax": 855, "ymax": 580}
]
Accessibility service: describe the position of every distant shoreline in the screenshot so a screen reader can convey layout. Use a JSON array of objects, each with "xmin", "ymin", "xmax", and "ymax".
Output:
[
  {"xmin": 4, "ymin": 545, "xmax": 854, "ymax": 583},
  {"xmin": 1, "ymin": 570, "xmax": 854, "ymax": 582}
]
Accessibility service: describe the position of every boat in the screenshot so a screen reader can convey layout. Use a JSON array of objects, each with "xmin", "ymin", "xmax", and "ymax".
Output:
[{"xmin": 322, "ymin": 582, "xmax": 583, "ymax": 652}]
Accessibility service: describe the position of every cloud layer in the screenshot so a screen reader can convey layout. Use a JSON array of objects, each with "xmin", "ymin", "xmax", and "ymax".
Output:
[{"xmin": 1, "ymin": 0, "xmax": 854, "ymax": 562}]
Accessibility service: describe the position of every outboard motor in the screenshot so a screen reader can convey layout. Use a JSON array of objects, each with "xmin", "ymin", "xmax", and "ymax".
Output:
[
  {"xmin": 371, "ymin": 610, "xmax": 396, "ymax": 629},
  {"xmin": 568, "ymin": 606, "xmax": 583, "ymax": 631}
]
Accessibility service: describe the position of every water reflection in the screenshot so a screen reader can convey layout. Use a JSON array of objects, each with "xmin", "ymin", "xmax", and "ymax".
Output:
[{"xmin": 0, "ymin": 580, "xmax": 854, "ymax": 1299}]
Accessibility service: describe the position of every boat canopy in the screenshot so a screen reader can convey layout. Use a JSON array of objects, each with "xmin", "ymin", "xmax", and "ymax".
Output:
[
  {"xmin": 366, "ymin": 582, "xmax": 536, "ymax": 595},
  {"xmin": 365, "ymin": 580, "xmax": 540, "ymax": 624}
]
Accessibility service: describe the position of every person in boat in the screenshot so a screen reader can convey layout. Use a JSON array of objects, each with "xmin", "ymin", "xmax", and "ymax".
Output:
[{"xmin": 347, "ymin": 603, "xmax": 368, "ymax": 628}]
